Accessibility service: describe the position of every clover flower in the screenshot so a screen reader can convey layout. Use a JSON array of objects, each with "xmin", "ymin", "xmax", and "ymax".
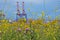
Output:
[{"xmin": 17, "ymin": 28, "xmax": 21, "ymax": 32}]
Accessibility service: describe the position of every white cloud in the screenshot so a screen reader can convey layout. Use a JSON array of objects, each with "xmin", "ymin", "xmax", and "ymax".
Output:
[
  {"xmin": 23, "ymin": 0, "xmax": 42, "ymax": 4},
  {"xmin": 2, "ymin": 0, "xmax": 51, "ymax": 4},
  {"xmin": 14, "ymin": 0, "xmax": 52, "ymax": 4},
  {"xmin": 14, "ymin": 0, "xmax": 42, "ymax": 4}
]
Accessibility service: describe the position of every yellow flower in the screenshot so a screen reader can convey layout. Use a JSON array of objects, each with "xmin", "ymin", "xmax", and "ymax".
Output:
[
  {"xmin": 31, "ymin": 20, "xmax": 35, "ymax": 25},
  {"xmin": 24, "ymin": 24, "xmax": 30, "ymax": 28},
  {"xmin": 0, "ymin": 31, "xmax": 2, "ymax": 33},
  {"xmin": 20, "ymin": 24, "xmax": 23, "ymax": 27},
  {"xmin": 51, "ymin": 20, "xmax": 58, "ymax": 24},
  {"xmin": 35, "ymin": 29, "xmax": 40, "ymax": 32}
]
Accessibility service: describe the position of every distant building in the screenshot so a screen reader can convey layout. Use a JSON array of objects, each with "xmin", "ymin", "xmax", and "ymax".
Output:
[{"xmin": 0, "ymin": 10, "xmax": 5, "ymax": 20}]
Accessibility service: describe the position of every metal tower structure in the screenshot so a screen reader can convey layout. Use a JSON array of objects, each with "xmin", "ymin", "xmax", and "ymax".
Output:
[
  {"xmin": 22, "ymin": 2, "xmax": 27, "ymax": 21},
  {"xmin": 16, "ymin": 2, "xmax": 27, "ymax": 22},
  {"xmin": 16, "ymin": 2, "xmax": 20, "ymax": 20}
]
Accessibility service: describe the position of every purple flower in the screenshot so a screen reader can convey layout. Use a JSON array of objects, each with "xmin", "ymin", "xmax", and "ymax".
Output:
[{"xmin": 26, "ymin": 28, "xmax": 29, "ymax": 31}]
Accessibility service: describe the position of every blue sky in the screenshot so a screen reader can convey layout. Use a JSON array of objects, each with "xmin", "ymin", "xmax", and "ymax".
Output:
[{"xmin": 0, "ymin": 0, "xmax": 60, "ymax": 20}]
